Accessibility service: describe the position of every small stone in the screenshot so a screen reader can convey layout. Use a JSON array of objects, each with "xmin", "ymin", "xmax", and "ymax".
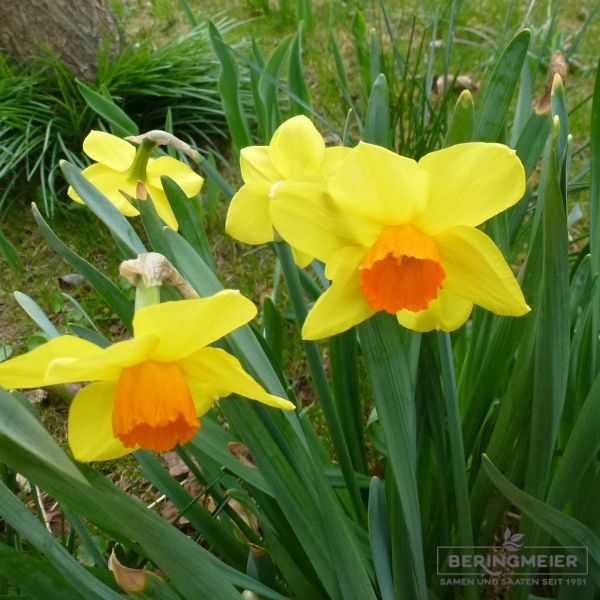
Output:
[
  {"xmin": 58, "ymin": 273, "xmax": 85, "ymax": 288},
  {"xmin": 162, "ymin": 451, "xmax": 189, "ymax": 478}
]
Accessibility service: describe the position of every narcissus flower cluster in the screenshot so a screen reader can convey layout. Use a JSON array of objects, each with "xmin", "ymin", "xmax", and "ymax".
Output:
[
  {"xmin": 228, "ymin": 116, "xmax": 530, "ymax": 337},
  {"xmin": 68, "ymin": 131, "xmax": 203, "ymax": 230},
  {"xmin": 0, "ymin": 291, "xmax": 293, "ymax": 462}
]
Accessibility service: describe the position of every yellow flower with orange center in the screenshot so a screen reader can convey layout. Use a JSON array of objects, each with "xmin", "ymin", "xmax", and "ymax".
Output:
[
  {"xmin": 67, "ymin": 131, "xmax": 203, "ymax": 230},
  {"xmin": 269, "ymin": 142, "xmax": 531, "ymax": 338},
  {"xmin": 0, "ymin": 291, "xmax": 293, "ymax": 461},
  {"xmin": 225, "ymin": 115, "xmax": 350, "ymax": 266}
]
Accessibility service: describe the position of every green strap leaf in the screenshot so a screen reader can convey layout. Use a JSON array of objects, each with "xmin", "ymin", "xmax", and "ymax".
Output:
[
  {"xmin": 258, "ymin": 36, "xmax": 293, "ymax": 139},
  {"xmin": 589, "ymin": 59, "xmax": 600, "ymax": 376},
  {"xmin": 288, "ymin": 22, "xmax": 312, "ymax": 117},
  {"xmin": 359, "ymin": 315, "xmax": 427, "ymax": 599},
  {"xmin": 368, "ymin": 478, "xmax": 394, "ymax": 600},
  {"xmin": 475, "ymin": 29, "xmax": 531, "ymax": 142},
  {"xmin": 0, "ymin": 481, "xmax": 122, "ymax": 600},
  {"xmin": 208, "ymin": 22, "xmax": 252, "ymax": 154},
  {"xmin": 13, "ymin": 291, "xmax": 60, "ymax": 338},
  {"xmin": 0, "ymin": 543, "xmax": 87, "ymax": 600},
  {"xmin": 60, "ymin": 161, "xmax": 146, "ymax": 258},
  {"xmin": 0, "ymin": 389, "xmax": 245, "ymax": 600},
  {"xmin": 161, "ymin": 175, "xmax": 216, "ymax": 271},
  {"xmin": 364, "ymin": 74, "xmax": 390, "ymax": 148},
  {"xmin": 77, "ymin": 81, "xmax": 139, "ymax": 137},
  {"xmin": 443, "ymin": 90, "xmax": 475, "ymax": 147},
  {"xmin": 526, "ymin": 117, "xmax": 569, "ymax": 499},
  {"xmin": 547, "ymin": 371, "xmax": 600, "ymax": 509},
  {"xmin": 483, "ymin": 455, "xmax": 600, "ymax": 586},
  {"xmin": 330, "ymin": 330, "xmax": 368, "ymax": 474}
]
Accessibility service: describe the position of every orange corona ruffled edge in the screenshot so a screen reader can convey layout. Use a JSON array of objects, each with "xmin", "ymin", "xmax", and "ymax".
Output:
[
  {"xmin": 359, "ymin": 224, "xmax": 446, "ymax": 313},
  {"xmin": 113, "ymin": 361, "xmax": 199, "ymax": 452}
]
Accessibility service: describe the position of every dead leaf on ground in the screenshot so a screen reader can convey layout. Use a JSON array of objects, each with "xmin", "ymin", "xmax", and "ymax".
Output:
[{"xmin": 227, "ymin": 442, "xmax": 257, "ymax": 468}]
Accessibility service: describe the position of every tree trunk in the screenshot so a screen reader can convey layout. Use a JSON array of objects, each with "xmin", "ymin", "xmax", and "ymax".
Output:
[{"xmin": 0, "ymin": 0, "xmax": 119, "ymax": 80}]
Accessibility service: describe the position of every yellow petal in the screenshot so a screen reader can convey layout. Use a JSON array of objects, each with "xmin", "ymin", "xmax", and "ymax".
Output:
[
  {"xmin": 397, "ymin": 288, "xmax": 473, "ymax": 332},
  {"xmin": 133, "ymin": 290, "xmax": 257, "ymax": 362},
  {"xmin": 416, "ymin": 143, "xmax": 525, "ymax": 235},
  {"xmin": 240, "ymin": 146, "xmax": 280, "ymax": 183},
  {"xmin": 270, "ymin": 179, "xmax": 382, "ymax": 263},
  {"xmin": 83, "ymin": 131, "xmax": 135, "ymax": 172},
  {"xmin": 303, "ymin": 247, "xmax": 375, "ymax": 340},
  {"xmin": 0, "ymin": 336, "xmax": 100, "ymax": 389},
  {"xmin": 146, "ymin": 156, "xmax": 204, "ymax": 197},
  {"xmin": 67, "ymin": 184, "xmax": 85, "ymax": 205},
  {"xmin": 68, "ymin": 381, "xmax": 133, "ymax": 462},
  {"xmin": 146, "ymin": 185, "xmax": 179, "ymax": 230},
  {"xmin": 269, "ymin": 116, "xmax": 325, "ymax": 178},
  {"xmin": 320, "ymin": 146, "xmax": 352, "ymax": 177},
  {"xmin": 185, "ymin": 377, "xmax": 225, "ymax": 416},
  {"xmin": 179, "ymin": 347, "xmax": 294, "ymax": 410},
  {"xmin": 68, "ymin": 164, "xmax": 139, "ymax": 217},
  {"xmin": 225, "ymin": 182, "xmax": 274, "ymax": 244},
  {"xmin": 328, "ymin": 142, "xmax": 428, "ymax": 227},
  {"xmin": 291, "ymin": 246, "xmax": 312, "ymax": 268},
  {"xmin": 435, "ymin": 225, "xmax": 530, "ymax": 316},
  {"xmin": 46, "ymin": 336, "xmax": 159, "ymax": 383}
]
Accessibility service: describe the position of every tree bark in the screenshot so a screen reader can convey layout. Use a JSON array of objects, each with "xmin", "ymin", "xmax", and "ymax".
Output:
[{"xmin": 0, "ymin": 0, "xmax": 119, "ymax": 80}]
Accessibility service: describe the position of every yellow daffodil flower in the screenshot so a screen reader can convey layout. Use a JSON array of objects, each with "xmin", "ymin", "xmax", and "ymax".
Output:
[
  {"xmin": 0, "ymin": 290, "xmax": 293, "ymax": 461},
  {"xmin": 270, "ymin": 142, "xmax": 531, "ymax": 338},
  {"xmin": 67, "ymin": 131, "xmax": 203, "ymax": 230},
  {"xmin": 225, "ymin": 115, "xmax": 350, "ymax": 266}
]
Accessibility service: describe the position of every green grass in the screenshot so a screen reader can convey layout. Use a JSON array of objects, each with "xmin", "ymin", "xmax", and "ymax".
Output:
[
  {"xmin": 0, "ymin": 16, "xmax": 238, "ymax": 217},
  {"xmin": 0, "ymin": 205, "xmax": 125, "ymax": 352}
]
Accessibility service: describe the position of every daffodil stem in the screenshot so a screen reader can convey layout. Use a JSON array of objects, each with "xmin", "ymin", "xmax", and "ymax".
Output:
[
  {"xmin": 129, "ymin": 139, "xmax": 156, "ymax": 181},
  {"xmin": 274, "ymin": 242, "xmax": 366, "ymax": 525},
  {"xmin": 437, "ymin": 331, "xmax": 478, "ymax": 600},
  {"xmin": 134, "ymin": 281, "xmax": 160, "ymax": 310}
]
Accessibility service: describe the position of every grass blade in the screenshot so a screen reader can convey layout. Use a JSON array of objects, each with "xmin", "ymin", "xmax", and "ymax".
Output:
[{"xmin": 0, "ymin": 225, "xmax": 22, "ymax": 271}]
